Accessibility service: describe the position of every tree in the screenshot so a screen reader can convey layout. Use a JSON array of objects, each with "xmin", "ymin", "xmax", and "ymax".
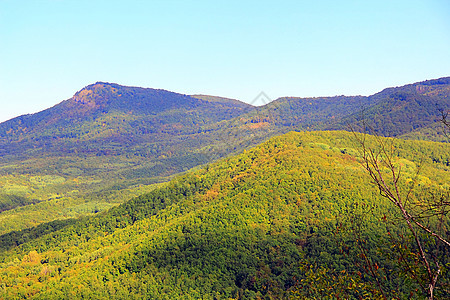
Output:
[{"xmin": 351, "ymin": 123, "xmax": 450, "ymax": 299}]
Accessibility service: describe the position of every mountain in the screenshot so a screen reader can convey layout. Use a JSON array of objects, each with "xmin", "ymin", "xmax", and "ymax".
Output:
[
  {"xmin": 243, "ymin": 77, "xmax": 450, "ymax": 140},
  {"xmin": 198, "ymin": 77, "xmax": 450, "ymax": 165},
  {"xmin": 0, "ymin": 131, "xmax": 448, "ymax": 299},
  {"xmin": 2, "ymin": 78, "xmax": 448, "ymax": 162},
  {"xmin": 0, "ymin": 82, "xmax": 252, "ymax": 158},
  {"xmin": 0, "ymin": 78, "xmax": 449, "ymax": 298},
  {"xmin": 3, "ymin": 77, "xmax": 448, "ymax": 159},
  {"xmin": 0, "ymin": 78, "xmax": 448, "ymax": 236},
  {"xmin": 0, "ymin": 83, "xmax": 253, "ymax": 234}
]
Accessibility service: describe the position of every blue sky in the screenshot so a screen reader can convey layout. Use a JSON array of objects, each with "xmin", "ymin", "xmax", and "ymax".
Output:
[{"xmin": 1, "ymin": 0, "xmax": 449, "ymax": 122}]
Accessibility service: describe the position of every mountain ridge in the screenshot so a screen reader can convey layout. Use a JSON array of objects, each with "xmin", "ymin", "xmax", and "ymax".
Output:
[
  {"xmin": 0, "ymin": 130, "xmax": 448, "ymax": 298},
  {"xmin": 0, "ymin": 77, "xmax": 448, "ymax": 235},
  {"xmin": 3, "ymin": 76, "xmax": 449, "ymax": 126},
  {"xmin": 0, "ymin": 78, "xmax": 449, "ymax": 298}
]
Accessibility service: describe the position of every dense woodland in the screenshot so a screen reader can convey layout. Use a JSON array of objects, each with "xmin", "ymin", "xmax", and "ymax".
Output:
[
  {"xmin": 0, "ymin": 78, "xmax": 449, "ymax": 299},
  {"xmin": 0, "ymin": 131, "xmax": 449, "ymax": 299},
  {"xmin": 0, "ymin": 78, "xmax": 449, "ymax": 235}
]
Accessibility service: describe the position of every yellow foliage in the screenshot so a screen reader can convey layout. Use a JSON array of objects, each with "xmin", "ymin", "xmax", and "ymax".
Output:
[
  {"xmin": 21, "ymin": 251, "xmax": 41, "ymax": 265},
  {"xmin": 203, "ymin": 189, "xmax": 219, "ymax": 201}
]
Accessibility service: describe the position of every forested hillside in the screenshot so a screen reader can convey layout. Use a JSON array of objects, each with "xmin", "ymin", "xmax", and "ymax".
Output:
[
  {"xmin": 0, "ymin": 82, "xmax": 252, "ymax": 154},
  {"xmin": 252, "ymin": 77, "xmax": 450, "ymax": 141},
  {"xmin": 0, "ymin": 78, "xmax": 448, "ymax": 237},
  {"xmin": 0, "ymin": 83, "xmax": 254, "ymax": 234},
  {"xmin": 0, "ymin": 131, "xmax": 448, "ymax": 299}
]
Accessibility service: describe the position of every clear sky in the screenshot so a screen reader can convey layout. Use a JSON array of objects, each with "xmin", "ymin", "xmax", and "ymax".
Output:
[{"xmin": 1, "ymin": 0, "xmax": 449, "ymax": 122}]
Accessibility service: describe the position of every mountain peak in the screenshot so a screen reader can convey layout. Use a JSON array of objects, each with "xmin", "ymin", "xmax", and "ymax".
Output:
[{"xmin": 72, "ymin": 82, "xmax": 123, "ymax": 107}]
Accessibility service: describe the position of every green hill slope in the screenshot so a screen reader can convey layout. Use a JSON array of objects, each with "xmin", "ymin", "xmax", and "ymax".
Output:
[
  {"xmin": 1, "ymin": 131, "xmax": 448, "ymax": 299},
  {"xmin": 0, "ymin": 77, "xmax": 448, "ymax": 236}
]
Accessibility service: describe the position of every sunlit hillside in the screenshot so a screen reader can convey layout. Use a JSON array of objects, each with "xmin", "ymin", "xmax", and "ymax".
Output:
[{"xmin": 1, "ymin": 131, "xmax": 448, "ymax": 299}]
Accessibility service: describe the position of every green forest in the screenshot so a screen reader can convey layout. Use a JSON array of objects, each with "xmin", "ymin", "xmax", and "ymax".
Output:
[
  {"xmin": 1, "ymin": 78, "xmax": 449, "ymax": 238},
  {"xmin": 1, "ymin": 131, "xmax": 448, "ymax": 299}
]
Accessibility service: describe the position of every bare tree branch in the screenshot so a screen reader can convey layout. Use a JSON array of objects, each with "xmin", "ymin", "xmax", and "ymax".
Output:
[{"xmin": 350, "ymin": 124, "xmax": 449, "ymax": 299}]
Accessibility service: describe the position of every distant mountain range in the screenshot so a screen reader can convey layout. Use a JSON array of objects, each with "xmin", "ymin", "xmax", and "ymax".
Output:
[
  {"xmin": 0, "ymin": 77, "xmax": 448, "ymax": 234},
  {"xmin": 254, "ymin": 77, "xmax": 450, "ymax": 138},
  {"xmin": 1, "ymin": 77, "xmax": 448, "ymax": 158}
]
